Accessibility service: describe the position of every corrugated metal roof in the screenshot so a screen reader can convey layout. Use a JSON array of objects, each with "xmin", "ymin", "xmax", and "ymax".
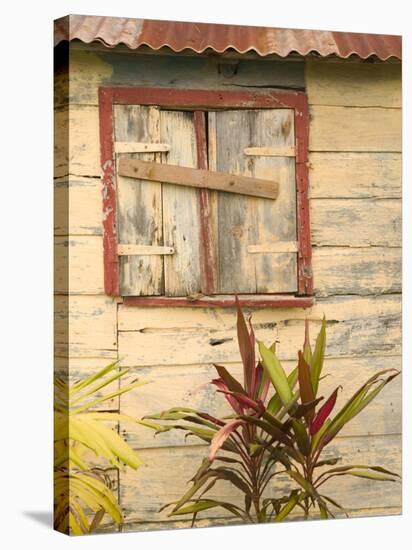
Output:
[{"xmin": 54, "ymin": 15, "xmax": 401, "ymax": 61}]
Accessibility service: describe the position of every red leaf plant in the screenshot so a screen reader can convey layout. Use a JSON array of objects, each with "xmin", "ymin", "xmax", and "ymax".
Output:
[{"xmin": 144, "ymin": 301, "xmax": 400, "ymax": 524}]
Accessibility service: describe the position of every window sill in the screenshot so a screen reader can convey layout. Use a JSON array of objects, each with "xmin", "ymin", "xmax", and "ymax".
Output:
[{"xmin": 122, "ymin": 295, "xmax": 314, "ymax": 308}]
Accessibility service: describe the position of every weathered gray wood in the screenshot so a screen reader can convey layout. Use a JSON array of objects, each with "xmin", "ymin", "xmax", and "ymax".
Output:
[
  {"xmin": 310, "ymin": 198, "xmax": 401, "ymax": 247},
  {"xmin": 118, "ymin": 158, "xmax": 280, "ymax": 200},
  {"xmin": 247, "ymin": 242, "xmax": 298, "ymax": 253},
  {"xmin": 313, "ymin": 247, "xmax": 401, "ymax": 297},
  {"xmin": 160, "ymin": 110, "xmax": 202, "ymax": 297},
  {"xmin": 114, "ymin": 105, "xmax": 164, "ymax": 296},
  {"xmin": 117, "ymin": 294, "xmax": 401, "ymax": 366},
  {"xmin": 117, "ymin": 244, "xmax": 174, "ymax": 256},
  {"xmin": 114, "ymin": 142, "xmax": 170, "ymax": 153},
  {"xmin": 119, "ymin": 435, "xmax": 401, "ymax": 523},
  {"xmin": 244, "ymin": 146, "xmax": 295, "ymax": 157},
  {"xmin": 309, "ymin": 153, "xmax": 401, "ymax": 199},
  {"xmin": 120, "ymin": 355, "xmax": 401, "ymax": 449},
  {"xmin": 209, "ymin": 109, "xmax": 297, "ymax": 294},
  {"xmin": 55, "ymin": 49, "xmax": 305, "ymax": 107}
]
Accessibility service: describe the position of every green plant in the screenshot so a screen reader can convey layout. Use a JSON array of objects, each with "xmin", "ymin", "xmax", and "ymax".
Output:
[
  {"xmin": 144, "ymin": 299, "xmax": 292, "ymax": 523},
  {"xmin": 54, "ymin": 361, "xmax": 146, "ymax": 534},
  {"xmin": 145, "ymin": 300, "xmax": 400, "ymax": 524},
  {"xmin": 258, "ymin": 320, "xmax": 400, "ymax": 519}
]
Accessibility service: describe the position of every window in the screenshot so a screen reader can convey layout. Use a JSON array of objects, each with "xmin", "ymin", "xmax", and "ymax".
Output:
[{"xmin": 99, "ymin": 88, "xmax": 312, "ymax": 307}]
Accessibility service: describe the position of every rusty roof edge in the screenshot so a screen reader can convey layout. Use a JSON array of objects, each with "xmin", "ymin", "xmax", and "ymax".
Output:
[{"xmin": 54, "ymin": 15, "xmax": 402, "ymax": 61}]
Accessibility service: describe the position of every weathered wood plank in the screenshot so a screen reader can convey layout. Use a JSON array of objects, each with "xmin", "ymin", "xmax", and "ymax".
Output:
[
  {"xmin": 54, "ymin": 236, "xmax": 104, "ymax": 295},
  {"xmin": 117, "ymin": 244, "xmax": 174, "ymax": 256},
  {"xmin": 247, "ymin": 242, "xmax": 298, "ymax": 254},
  {"xmin": 118, "ymin": 158, "xmax": 280, "ymax": 200},
  {"xmin": 54, "ymin": 177, "xmax": 102, "ymax": 236},
  {"xmin": 309, "ymin": 106, "xmax": 401, "ymax": 152},
  {"xmin": 306, "ymin": 59, "xmax": 402, "ymax": 108},
  {"xmin": 309, "ymin": 153, "xmax": 401, "ymax": 199},
  {"xmin": 55, "ymin": 356, "xmax": 118, "ymax": 377},
  {"xmin": 54, "ymin": 106, "xmax": 100, "ymax": 177},
  {"xmin": 120, "ymin": 355, "xmax": 401, "ymax": 449},
  {"xmin": 313, "ymin": 247, "xmax": 401, "ymax": 297},
  {"xmin": 210, "ymin": 109, "xmax": 297, "ymax": 294},
  {"xmin": 118, "ymin": 294, "xmax": 401, "ymax": 366},
  {"xmin": 115, "ymin": 142, "xmax": 170, "ymax": 154},
  {"xmin": 54, "ymin": 295, "xmax": 117, "ymax": 358},
  {"xmin": 244, "ymin": 146, "xmax": 296, "ymax": 157},
  {"xmin": 119, "ymin": 435, "xmax": 401, "ymax": 523},
  {"xmin": 55, "ymin": 49, "xmax": 305, "ymax": 107},
  {"xmin": 114, "ymin": 105, "xmax": 164, "ymax": 296},
  {"xmin": 310, "ymin": 198, "xmax": 401, "ymax": 247},
  {"xmin": 160, "ymin": 110, "xmax": 202, "ymax": 297}
]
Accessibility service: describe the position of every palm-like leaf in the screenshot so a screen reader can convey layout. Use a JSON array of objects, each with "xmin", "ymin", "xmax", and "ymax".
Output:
[
  {"xmin": 54, "ymin": 362, "xmax": 145, "ymax": 534},
  {"xmin": 54, "ymin": 470, "xmax": 123, "ymax": 535}
]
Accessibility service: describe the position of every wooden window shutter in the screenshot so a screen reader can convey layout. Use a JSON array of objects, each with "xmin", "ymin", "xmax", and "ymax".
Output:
[
  {"xmin": 208, "ymin": 109, "xmax": 298, "ymax": 294},
  {"xmin": 114, "ymin": 106, "xmax": 202, "ymax": 297},
  {"xmin": 114, "ymin": 103, "xmax": 300, "ymax": 298}
]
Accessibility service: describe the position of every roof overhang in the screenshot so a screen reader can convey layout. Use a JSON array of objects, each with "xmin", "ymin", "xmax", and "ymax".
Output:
[{"xmin": 54, "ymin": 15, "xmax": 401, "ymax": 61}]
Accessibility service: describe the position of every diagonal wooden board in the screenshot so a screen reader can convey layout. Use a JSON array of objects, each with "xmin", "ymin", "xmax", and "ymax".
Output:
[{"xmin": 118, "ymin": 158, "xmax": 279, "ymax": 200}]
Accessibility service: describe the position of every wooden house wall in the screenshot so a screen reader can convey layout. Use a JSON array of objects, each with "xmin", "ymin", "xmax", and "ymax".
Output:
[{"xmin": 54, "ymin": 46, "xmax": 402, "ymax": 532}]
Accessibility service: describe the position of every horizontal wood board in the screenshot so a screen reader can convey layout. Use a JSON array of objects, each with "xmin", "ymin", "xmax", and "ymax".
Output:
[{"xmin": 53, "ymin": 50, "xmax": 402, "ymax": 530}]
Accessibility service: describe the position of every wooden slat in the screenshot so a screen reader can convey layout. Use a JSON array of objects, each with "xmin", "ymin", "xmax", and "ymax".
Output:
[
  {"xmin": 311, "ymin": 198, "xmax": 401, "ymax": 247},
  {"xmin": 313, "ymin": 246, "xmax": 401, "ymax": 297},
  {"xmin": 54, "ymin": 177, "xmax": 102, "ymax": 236},
  {"xmin": 54, "ymin": 295, "xmax": 117, "ymax": 358},
  {"xmin": 114, "ymin": 105, "xmax": 164, "ymax": 296},
  {"xmin": 117, "ymin": 244, "xmax": 174, "ymax": 256},
  {"xmin": 54, "ymin": 106, "xmax": 100, "ymax": 177},
  {"xmin": 118, "ymin": 294, "xmax": 401, "ymax": 366},
  {"xmin": 119, "ymin": 435, "xmax": 401, "ymax": 524},
  {"xmin": 195, "ymin": 110, "xmax": 218, "ymax": 295},
  {"xmin": 160, "ymin": 111, "xmax": 202, "ymax": 297},
  {"xmin": 114, "ymin": 142, "xmax": 169, "ymax": 153},
  {"xmin": 244, "ymin": 146, "xmax": 295, "ymax": 157},
  {"xmin": 306, "ymin": 59, "xmax": 402, "ymax": 108},
  {"xmin": 54, "ymin": 236, "xmax": 104, "ymax": 294},
  {"xmin": 120, "ymin": 355, "xmax": 401, "ymax": 449},
  {"xmin": 309, "ymin": 106, "xmax": 401, "ymax": 152},
  {"xmin": 247, "ymin": 242, "xmax": 298, "ymax": 254},
  {"xmin": 122, "ymin": 295, "xmax": 312, "ymax": 308},
  {"xmin": 209, "ymin": 109, "xmax": 297, "ymax": 294},
  {"xmin": 309, "ymin": 152, "xmax": 401, "ymax": 199},
  {"xmin": 118, "ymin": 158, "xmax": 280, "ymax": 200}
]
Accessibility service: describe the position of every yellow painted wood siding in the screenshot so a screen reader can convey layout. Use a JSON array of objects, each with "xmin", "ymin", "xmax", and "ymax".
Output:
[{"xmin": 54, "ymin": 49, "xmax": 402, "ymax": 532}]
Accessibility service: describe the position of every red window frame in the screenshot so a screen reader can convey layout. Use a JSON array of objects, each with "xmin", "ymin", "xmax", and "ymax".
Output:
[{"xmin": 99, "ymin": 87, "xmax": 313, "ymax": 308}]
